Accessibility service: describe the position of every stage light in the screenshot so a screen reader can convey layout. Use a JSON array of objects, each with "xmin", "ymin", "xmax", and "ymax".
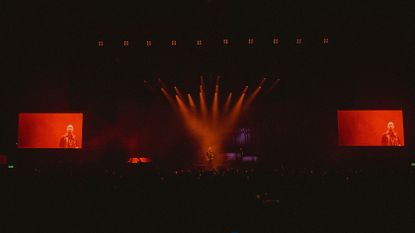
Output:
[
  {"xmin": 123, "ymin": 40, "xmax": 129, "ymax": 47},
  {"xmin": 223, "ymin": 39, "xmax": 229, "ymax": 45},
  {"xmin": 212, "ymin": 79, "xmax": 220, "ymax": 122},
  {"xmin": 200, "ymin": 90, "xmax": 208, "ymax": 118},
  {"xmin": 243, "ymin": 86, "xmax": 248, "ymax": 93},
  {"xmin": 196, "ymin": 40, "xmax": 203, "ymax": 46},
  {"xmin": 187, "ymin": 94, "xmax": 196, "ymax": 110},
  {"xmin": 224, "ymin": 92, "xmax": 233, "ymax": 114},
  {"xmin": 248, "ymin": 38, "xmax": 254, "ymax": 45},
  {"xmin": 161, "ymin": 79, "xmax": 259, "ymax": 167},
  {"xmin": 273, "ymin": 37, "xmax": 279, "ymax": 45},
  {"xmin": 161, "ymin": 87, "xmax": 175, "ymax": 106},
  {"xmin": 8, "ymin": 165, "xmax": 14, "ymax": 169},
  {"xmin": 296, "ymin": 37, "xmax": 303, "ymax": 45},
  {"xmin": 226, "ymin": 87, "xmax": 248, "ymax": 130},
  {"xmin": 174, "ymin": 86, "xmax": 185, "ymax": 100},
  {"xmin": 323, "ymin": 37, "xmax": 329, "ymax": 44},
  {"xmin": 97, "ymin": 40, "xmax": 104, "ymax": 47},
  {"xmin": 264, "ymin": 78, "xmax": 281, "ymax": 95},
  {"xmin": 171, "ymin": 40, "xmax": 177, "ymax": 46},
  {"xmin": 146, "ymin": 40, "xmax": 152, "ymax": 47},
  {"xmin": 245, "ymin": 79, "xmax": 265, "ymax": 109}
]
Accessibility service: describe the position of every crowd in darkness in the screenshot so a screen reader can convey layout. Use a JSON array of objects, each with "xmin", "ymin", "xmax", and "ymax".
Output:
[{"xmin": 0, "ymin": 166, "xmax": 414, "ymax": 233}]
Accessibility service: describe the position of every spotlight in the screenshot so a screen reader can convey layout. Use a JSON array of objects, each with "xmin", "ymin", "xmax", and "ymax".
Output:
[
  {"xmin": 97, "ymin": 40, "xmax": 104, "ymax": 47},
  {"xmin": 248, "ymin": 38, "xmax": 254, "ymax": 45},
  {"xmin": 146, "ymin": 40, "xmax": 152, "ymax": 47},
  {"xmin": 273, "ymin": 37, "xmax": 279, "ymax": 45},
  {"xmin": 323, "ymin": 37, "xmax": 329, "ymax": 44},
  {"xmin": 196, "ymin": 40, "xmax": 203, "ymax": 46},
  {"xmin": 123, "ymin": 40, "xmax": 129, "ymax": 47},
  {"xmin": 243, "ymin": 86, "xmax": 249, "ymax": 93},
  {"xmin": 223, "ymin": 39, "xmax": 229, "ymax": 45},
  {"xmin": 171, "ymin": 40, "xmax": 177, "ymax": 46},
  {"xmin": 296, "ymin": 37, "xmax": 303, "ymax": 45}
]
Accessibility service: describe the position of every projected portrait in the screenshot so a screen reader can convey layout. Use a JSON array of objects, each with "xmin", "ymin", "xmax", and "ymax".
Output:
[
  {"xmin": 59, "ymin": 124, "xmax": 79, "ymax": 148},
  {"xmin": 337, "ymin": 110, "xmax": 404, "ymax": 147},
  {"xmin": 381, "ymin": 122, "xmax": 400, "ymax": 146},
  {"xmin": 18, "ymin": 113, "xmax": 83, "ymax": 149}
]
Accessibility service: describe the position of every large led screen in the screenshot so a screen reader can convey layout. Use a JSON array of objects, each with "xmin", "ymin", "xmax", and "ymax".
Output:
[
  {"xmin": 18, "ymin": 113, "xmax": 83, "ymax": 149},
  {"xmin": 337, "ymin": 110, "xmax": 404, "ymax": 146}
]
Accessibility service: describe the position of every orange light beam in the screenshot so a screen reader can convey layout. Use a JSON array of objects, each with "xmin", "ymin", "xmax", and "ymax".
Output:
[
  {"xmin": 259, "ymin": 77, "xmax": 267, "ymax": 87},
  {"xmin": 158, "ymin": 78, "xmax": 168, "ymax": 90},
  {"xmin": 174, "ymin": 86, "xmax": 185, "ymax": 101},
  {"xmin": 187, "ymin": 93, "xmax": 196, "ymax": 111},
  {"xmin": 199, "ymin": 75, "xmax": 208, "ymax": 117},
  {"xmin": 200, "ymin": 75, "xmax": 204, "ymax": 88},
  {"xmin": 244, "ymin": 86, "xmax": 261, "ymax": 109},
  {"xmin": 161, "ymin": 88, "xmax": 176, "ymax": 106},
  {"xmin": 244, "ymin": 78, "xmax": 266, "ymax": 108},
  {"xmin": 223, "ymin": 92, "xmax": 233, "ymax": 114},
  {"xmin": 199, "ymin": 76, "xmax": 205, "ymax": 97},
  {"xmin": 212, "ymin": 91, "xmax": 219, "ymax": 123},
  {"xmin": 199, "ymin": 91, "xmax": 208, "ymax": 118},
  {"xmin": 242, "ymin": 85, "xmax": 249, "ymax": 94},
  {"xmin": 177, "ymin": 94, "xmax": 219, "ymax": 161},
  {"xmin": 144, "ymin": 80, "xmax": 157, "ymax": 94},
  {"xmin": 264, "ymin": 78, "xmax": 280, "ymax": 95},
  {"xmin": 176, "ymin": 95, "xmax": 205, "ymax": 138},
  {"xmin": 212, "ymin": 77, "xmax": 220, "ymax": 122},
  {"xmin": 226, "ymin": 86, "xmax": 248, "ymax": 129}
]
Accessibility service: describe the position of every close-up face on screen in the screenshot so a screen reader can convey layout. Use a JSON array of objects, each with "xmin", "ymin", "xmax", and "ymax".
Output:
[
  {"xmin": 337, "ymin": 110, "xmax": 404, "ymax": 147},
  {"xmin": 17, "ymin": 113, "xmax": 83, "ymax": 149}
]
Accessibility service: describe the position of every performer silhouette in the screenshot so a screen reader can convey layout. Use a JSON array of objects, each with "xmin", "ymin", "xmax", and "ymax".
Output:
[
  {"xmin": 206, "ymin": 146, "xmax": 214, "ymax": 162},
  {"xmin": 59, "ymin": 124, "xmax": 78, "ymax": 148},
  {"xmin": 381, "ymin": 122, "xmax": 400, "ymax": 146}
]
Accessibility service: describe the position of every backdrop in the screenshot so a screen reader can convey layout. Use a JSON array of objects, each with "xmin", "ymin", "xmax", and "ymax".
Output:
[
  {"xmin": 18, "ymin": 113, "xmax": 83, "ymax": 148},
  {"xmin": 337, "ymin": 110, "xmax": 404, "ymax": 146}
]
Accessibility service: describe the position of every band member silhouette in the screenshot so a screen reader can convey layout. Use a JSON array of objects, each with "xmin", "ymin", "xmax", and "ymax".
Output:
[
  {"xmin": 59, "ymin": 124, "xmax": 78, "ymax": 148},
  {"xmin": 206, "ymin": 146, "xmax": 214, "ymax": 161},
  {"xmin": 381, "ymin": 121, "xmax": 400, "ymax": 146}
]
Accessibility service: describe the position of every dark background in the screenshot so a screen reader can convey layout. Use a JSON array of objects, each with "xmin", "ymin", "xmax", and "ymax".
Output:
[{"xmin": 1, "ymin": 0, "xmax": 415, "ymax": 169}]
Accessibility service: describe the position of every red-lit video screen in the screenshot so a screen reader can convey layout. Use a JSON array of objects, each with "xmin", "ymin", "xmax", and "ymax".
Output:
[
  {"xmin": 337, "ymin": 110, "xmax": 404, "ymax": 147},
  {"xmin": 18, "ymin": 113, "xmax": 83, "ymax": 149}
]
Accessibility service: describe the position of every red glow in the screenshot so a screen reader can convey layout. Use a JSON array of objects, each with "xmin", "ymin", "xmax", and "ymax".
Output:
[
  {"xmin": 128, "ymin": 157, "xmax": 152, "ymax": 164},
  {"xmin": 0, "ymin": 155, "xmax": 7, "ymax": 165},
  {"xmin": 18, "ymin": 113, "xmax": 83, "ymax": 149},
  {"xmin": 337, "ymin": 110, "xmax": 405, "ymax": 146}
]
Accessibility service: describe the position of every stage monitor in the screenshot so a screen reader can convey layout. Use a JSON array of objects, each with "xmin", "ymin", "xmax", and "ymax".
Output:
[
  {"xmin": 337, "ymin": 110, "xmax": 404, "ymax": 147},
  {"xmin": 18, "ymin": 113, "xmax": 83, "ymax": 149}
]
